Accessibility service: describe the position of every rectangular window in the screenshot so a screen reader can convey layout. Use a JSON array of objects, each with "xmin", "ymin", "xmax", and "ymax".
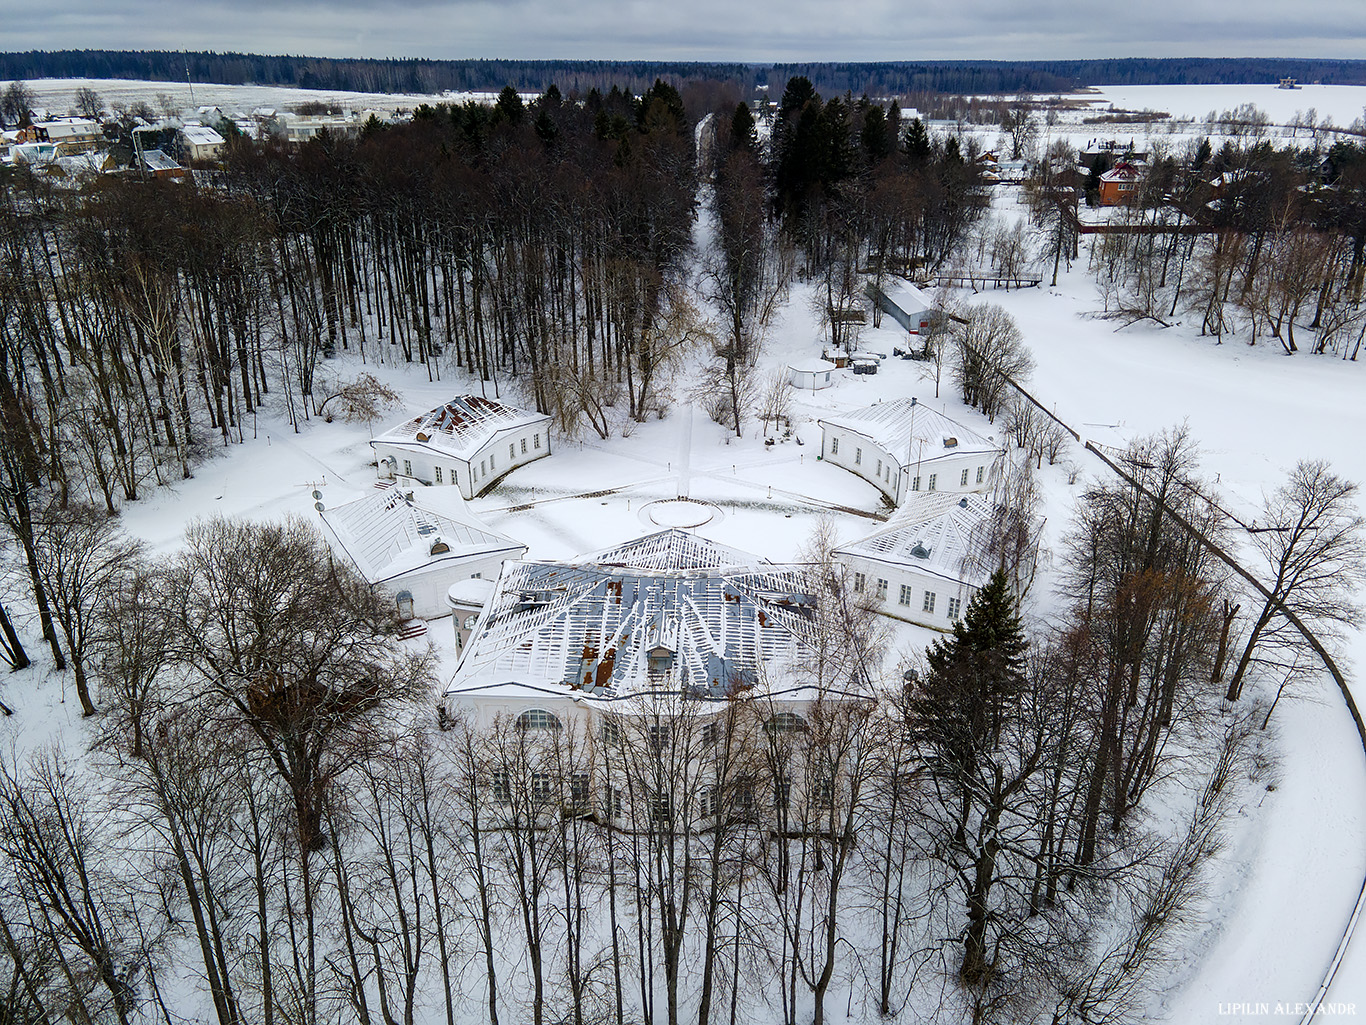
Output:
[
  {"xmin": 605, "ymin": 786, "xmax": 624, "ymax": 819},
  {"xmin": 876, "ymin": 458, "xmax": 882, "ymax": 476},
  {"xmin": 928, "ymin": 473, "xmax": 937, "ymax": 491},
  {"xmin": 735, "ymin": 783, "xmax": 757, "ymax": 820},
  {"xmin": 855, "ymin": 447, "xmax": 862, "ymax": 466},
  {"xmin": 434, "ymin": 466, "xmax": 443, "ymax": 484},
  {"xmin": 853, "ymin": 572, "xmax": 865, "ymax": 594},
  {"xmin": 774, "ymin": 776, "xmax": 791, "ymax": 811},
  {"xmin": 490, "ymin": 769, "xmax": 511, "ymax": 804},
  {"xmin": 510, "ymin": 443, "xmax": 516, "ymax": 460},
  {"xmin": 650, "ymin": 793, "xmax": 672, "ymax": 825},
  {"xmin": 531, "ymin": 771, "xmax": 554, "ymax": 805},
  {"xmin": 815, "ymin": 776, "xmax": 835, "ymax": 809},
  {"xmin": 923, "ymin": 591, "xmax": 937, "ymax": 614},
  {"xmin": 521, "ymin": 438, "xmax": 528, "ymax": 454},
  {"xmin": 947, "ymin": 596, "xmax": 962, "ymax": 620},
  {"xmin": 976, "ymin": 465, "xmax": 985, "ymax": 484},
  {"xmin": 702, "ymin": 722, "xmax": 719, "ymax": 747},
  {"xmin": 648, "ymin": 723, "xmax": 671, "ymax": 753},
  {"xmin": 600, "ymin": 718, "xmax": 621, "ymax": 747},
  {"xmin": 899, "ymin": 584, "xmax": 912, "ymax": 606},
  {"xmin": 700, "ymin": 787, "xmax": 719, "ymax": 818},
  {"xmin": 831, "ymin": 436, "xmax": 839, "ymax": 455},
  {"xmin": 489, "ymin": 452, "xmax": 495, "ymax": 470},
  {"xmin": 961, "ymin": 468, "xmax": 970, "ymax": 486},
  {"xmin": 568, "ymin": 772, "xmax": 590, "ymax": 811},
  {"xmin": 912, "ymin": 475, "xmax": 920, "ymax": 492},
  {"xmin": 403, "ymin": 459, "xmax": 412, "ymax": 476},
  {"xmin": 876, "ymin": 578, "xmax": 888, "ymax": 601},
  {"xmin": 534, "ymin": 433, "xmax": 542, "ymax": 449},
  {"xmin": 480, "ymin": 459, "xmax": 486, "ymax": 477}
]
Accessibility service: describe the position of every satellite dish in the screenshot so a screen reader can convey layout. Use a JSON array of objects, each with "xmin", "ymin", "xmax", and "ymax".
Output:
[
  {"xmin": 312, "ymin": 490, "xmax": 323, "ymax": 500},
  {"xmin": 314, "ymin": 501, "xmax": 325, "ymax": 512}
]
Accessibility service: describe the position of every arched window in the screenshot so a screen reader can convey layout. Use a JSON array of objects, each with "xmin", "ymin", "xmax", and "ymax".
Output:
[
  {"xmin": 765, "ymin": 711, "xmax": 807, "ymax": 735},
  {"xmin": 517, "ymin": 708, "xmax": 562, "ymax": 731}
]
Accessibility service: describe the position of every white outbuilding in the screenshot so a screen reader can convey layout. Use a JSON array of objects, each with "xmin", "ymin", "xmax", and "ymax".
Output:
[
  {"xmin": 372, "ymin": 395, "xmax": 552, "ymax": 499},
  {"xmin": 787, "ymin": 359, "xmax": 837, "ymax": 391},
  {"xmin": 867, "ymin": 280, "xmax": 941, "ymax": 335},
  {"xmin": 318, "ymin": 483, "xmax": 526, "ymax": 621},
  {"xmin": 832, "ymin": 492, "xmax": 1032, "ymax": 630},
  {"xmin": 817, "ymin": 396, "xmax": 1003, "ymax": 506}
]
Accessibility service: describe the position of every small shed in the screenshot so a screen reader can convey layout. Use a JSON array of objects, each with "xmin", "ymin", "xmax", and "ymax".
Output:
[
  {"xmin": 787, "ymin": 359, "xmax": 837, "ymax": 391},
  {"xmin": 866, "ymin": 281, "xmax": 941, "ymax": 335}
]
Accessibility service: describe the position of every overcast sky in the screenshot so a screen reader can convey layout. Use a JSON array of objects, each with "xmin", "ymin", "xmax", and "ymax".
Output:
[{"xmin": 2, "ymin": 0, "xmax": 1363, "ymax": 62}]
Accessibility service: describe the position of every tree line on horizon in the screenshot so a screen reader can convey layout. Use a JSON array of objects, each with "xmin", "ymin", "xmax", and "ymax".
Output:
[{"xmin": 3, "ymin": 51, "xmax": 1366, "ymax": 100}]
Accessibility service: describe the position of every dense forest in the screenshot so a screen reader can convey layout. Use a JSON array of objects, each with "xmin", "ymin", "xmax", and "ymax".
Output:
[{"xmin": 3, "ymin": 50, "xmax": 1366, "ymax": 99}]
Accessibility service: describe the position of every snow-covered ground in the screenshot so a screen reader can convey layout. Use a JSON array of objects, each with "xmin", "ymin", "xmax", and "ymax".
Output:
[
  {"xmin": 1, "ymin": 77, "xmax": 1364, "ymax": 1024},
  {"xmin": 18, "ymin": 76, "xmax": 500, "ymax": 116},
  {"xmin": 1088, "ymin": 82, "xmax": 1366, "ymax": 127}
]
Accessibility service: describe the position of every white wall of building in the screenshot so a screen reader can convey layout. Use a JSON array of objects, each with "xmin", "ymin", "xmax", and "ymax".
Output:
[
  {"xmin": 375, "ymin": 423, "xmax": 551, "ymax": 498},
  {"xmin": 374, "ymin": 550, "xmax": 516, "ymax": 620},
  {"xmin": 839, "ymin": 553, "xmax": 976, "ymax": 630},
  {"xmin": 820, "ymin": 427, "xmax": 998, "ymax": 504}
]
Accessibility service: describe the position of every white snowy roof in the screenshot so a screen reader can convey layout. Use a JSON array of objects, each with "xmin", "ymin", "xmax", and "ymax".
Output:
[
  {"xmin": 373, "ymin": 396, "xmax": 551, "ymax": 462},
  {"xmin": 447, "ymin": 577, "xmax": 497, "ymax": 607},
  {"xmin": 881, "ymin": 280, "xmax": 935, "ymax": 316},
  {"xmin": 35, "ymin": 117, "xmax": 100, "ymax": 140},
  {"xmin": 832, "ymin": 492, "xmax": 996, "ymax": 587},
  {"xmin": 138, "ymin": 149, "xmax": 182, "ymax": 173},
  {"xmin": 180, "ymin": 125, "xmax": 225, "ymax": 147},
  {"xmin": 319, "ymin": 484, "xmax": 525, "ymax": 584},
  {"xmin": 788, "ymin": 359, "xmax": 837, "ymax": 374},
  {"xmin": 818, "ymin": 397, "xmax": 1001, "ymax": 468},
  {"xmin": 446, "ymin": 529, "xmax": 823, "ymax": 701}
]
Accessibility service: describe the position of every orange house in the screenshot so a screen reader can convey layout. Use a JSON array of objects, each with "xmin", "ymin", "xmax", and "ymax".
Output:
[{"xmin": 1098, "ymin": 162, "xmax": 1143, "ymax": 206}]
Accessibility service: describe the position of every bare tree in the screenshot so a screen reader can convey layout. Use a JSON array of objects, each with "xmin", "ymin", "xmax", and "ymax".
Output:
[
  {"xmin": 73, "ymin": 87, "xmax": 105, "ymax": 121},
  {"xmin": 33, "ymin": 503, "xmax": 142, "ymax": 716},
  {"xmin": 953, "ymin": 304, "xmax": 1034, "ymax": 421},
  {"xmin": 1225, "ymin": 460, "xmax": 1366, "ymax": 702}
]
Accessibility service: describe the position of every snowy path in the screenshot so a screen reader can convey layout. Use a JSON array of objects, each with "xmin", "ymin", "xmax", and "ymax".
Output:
[{"xmin": 675, "ymin": 401, "xmax": 694, "ymax": 498}]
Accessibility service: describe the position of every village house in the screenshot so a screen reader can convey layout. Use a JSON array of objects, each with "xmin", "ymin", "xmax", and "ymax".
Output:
[
  {"xmin": 372, "ymin": 395, "xmax": 552, "ymax": 499},
  {"xmin": 24, "ymin": 117, "xmax": 104, "ymax": 154},
  {"xmin": 817, "ymin": 396, "xmax": 1004, "ymax": 506},
  {"xmin": 136, "ymin": 149, "xmax": 189, "ymax": 180},
  {"xmin": 317, "ymin": 482, "xmax": 526, "ymax": 622},
  {"xmin": 1098, "ymin": 162, "xmax": 1144, "ymax": 206},
  {"xmin": 832, "ymin": 491, "xmax": 1032, "ymax": 630},
  {"xmin": 178, "ymin": 124, "xmax": 226, "ymax": 162},
  {"xmin": 277, "ymin": 113, "xmax": 363, "ymax": 144}
]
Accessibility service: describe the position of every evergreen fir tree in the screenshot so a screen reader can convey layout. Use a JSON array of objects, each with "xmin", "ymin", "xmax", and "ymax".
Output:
[
  {"xmin": 903, "ymin": 116, "xmax": 932, "ymax": 164},
  {"xmin": 913, "ymin": 569, "xmax": 1028, "ymax": 777},
  {"xmin": 730, "ymin": 101, "xmax": 756, "ymax": 153}
]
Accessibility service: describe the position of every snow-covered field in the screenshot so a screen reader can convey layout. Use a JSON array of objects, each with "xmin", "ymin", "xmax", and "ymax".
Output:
[
  {"xmin": 1, "ymin": 77, "xmax": 1364, "ymax": 1023},
  {"xmin": 1088, "ymin": 82, "xmax": 1366, "ymax": 127},
  {"xmin": 19, "ymin": 76, "xmax": 496, "ymax": 116}
]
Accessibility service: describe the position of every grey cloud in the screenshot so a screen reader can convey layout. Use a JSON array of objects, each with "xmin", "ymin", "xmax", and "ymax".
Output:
[{"xmin": 0, "ymin": 0, "xmax": 1362, "ymax": 62}]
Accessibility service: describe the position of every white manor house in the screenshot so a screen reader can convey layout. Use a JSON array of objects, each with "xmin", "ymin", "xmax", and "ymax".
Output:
[
  {"xmin": 817, "ymin": 396, "xmax": 1004, "ymax": 506},
  {"xmin": 372, "ymin": 395, "xmax": 551, "ymax": 499}
]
